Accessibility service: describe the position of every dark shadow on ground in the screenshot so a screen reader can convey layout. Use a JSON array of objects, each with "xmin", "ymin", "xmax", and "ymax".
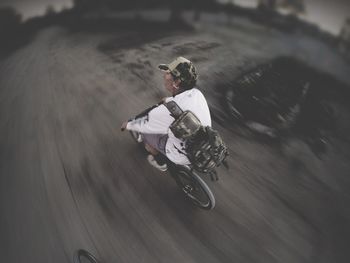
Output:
[{"xmin": 217, "ymin": 56, "xmax": 350, "ymax": 157}]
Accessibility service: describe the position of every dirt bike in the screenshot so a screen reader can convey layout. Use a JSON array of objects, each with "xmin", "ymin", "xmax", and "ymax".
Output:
[{"xmin": 125, "ymin": 102, "xmax": 218, "ymax": 210}]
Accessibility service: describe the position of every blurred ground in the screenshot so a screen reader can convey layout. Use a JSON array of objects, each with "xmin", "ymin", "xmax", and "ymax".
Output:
[{"xmin": 0, "ymin": 11, "xmax": 350, "ymax": 263}]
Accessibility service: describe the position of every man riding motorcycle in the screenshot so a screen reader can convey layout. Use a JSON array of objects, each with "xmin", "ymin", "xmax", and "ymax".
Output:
[{"xmin": 121, "ymin": 56, "xmax": 212, "ymax": 172}]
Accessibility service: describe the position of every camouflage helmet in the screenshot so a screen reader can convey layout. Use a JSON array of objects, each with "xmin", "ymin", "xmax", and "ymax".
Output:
[{"xmin": 158, "ymin": 57, "xmax": 198, "ymax": 90}]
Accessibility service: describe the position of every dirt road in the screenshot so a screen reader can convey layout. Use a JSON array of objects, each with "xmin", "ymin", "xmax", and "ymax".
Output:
[{"xmin": 1, "ymin": 15, "xmax": 350, "ymax": 263}]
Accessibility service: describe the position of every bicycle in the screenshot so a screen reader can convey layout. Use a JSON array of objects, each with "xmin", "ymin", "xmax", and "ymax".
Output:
[
  {"xmin": 129, "ymin": 129, "xmax": 216, "ymax": 210},
  {"xmin": 122, "ymin": 101, "xmax": 222, "ymax": 210}
]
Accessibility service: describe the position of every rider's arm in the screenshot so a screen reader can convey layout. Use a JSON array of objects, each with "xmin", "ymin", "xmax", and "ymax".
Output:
[{"xmin": 126, "ymin": 104, "xmax": 173, "ymax": 134}]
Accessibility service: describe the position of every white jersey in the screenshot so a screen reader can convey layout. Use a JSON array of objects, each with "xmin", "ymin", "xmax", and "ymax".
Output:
[{"xmin": 126, "ymin": 88, "xmax": 212, "ymax": 165}]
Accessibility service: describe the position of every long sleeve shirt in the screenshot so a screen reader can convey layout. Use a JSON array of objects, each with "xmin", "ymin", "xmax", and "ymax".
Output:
[{"xmin": 126, "ymin": 88, "xmax": 211, "ymax": 165}]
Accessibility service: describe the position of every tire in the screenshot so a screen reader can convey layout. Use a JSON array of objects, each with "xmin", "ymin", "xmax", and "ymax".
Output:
[
  {"xmin": 130, "ymin": 131, "xmax": 215, "ymax": 209},
  {"xmin": 73, "ymin": 249, "xmax": 99, "ymax": 263},
  {"xmin": 173, "ymin": 167, "xmax": 215, "ymax": 210}
]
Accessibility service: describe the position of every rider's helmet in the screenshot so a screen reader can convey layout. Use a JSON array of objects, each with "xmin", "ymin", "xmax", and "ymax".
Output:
[{"xmin": 158, "ymin": 56, "xmax": 198, "ymax": 90}]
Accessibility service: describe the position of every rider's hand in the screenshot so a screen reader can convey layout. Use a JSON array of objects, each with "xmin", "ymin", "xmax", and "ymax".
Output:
[{"xmin": 121, "ymin": 121, "xmax": 128, "ymax": 131}]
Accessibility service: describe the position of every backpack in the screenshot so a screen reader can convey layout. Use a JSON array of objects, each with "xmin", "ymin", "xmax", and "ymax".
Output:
[{"xmin": 165, "ymin": 101, "xmax": 228, "ymax": 172}]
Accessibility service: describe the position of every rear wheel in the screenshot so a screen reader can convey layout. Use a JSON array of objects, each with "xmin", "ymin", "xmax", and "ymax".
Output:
[
  {"xmin": 73, "ymin": 249, "xmax": 99, "ymax": 263},
  {"xmin": 173, "ymin": 167, "xmax": 215, "ymax": 210}
]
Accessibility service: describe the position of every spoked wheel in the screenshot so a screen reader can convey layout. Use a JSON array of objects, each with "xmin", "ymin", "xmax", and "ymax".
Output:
[
  {"xmin": 73, "ymin": 249, "xmax": 100, "ymax": 263},
  {"xmin": 174, "ymin": 167, "xmax": 215, "ymax": 210}
]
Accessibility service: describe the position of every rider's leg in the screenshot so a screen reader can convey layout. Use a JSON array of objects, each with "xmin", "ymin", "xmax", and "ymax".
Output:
[
  {"xmin": 143, "ymin": 141, "xmax": 168, "ymax": 171},
  {"xmin": 145, "ymin": 143, "xmax": 167, "ymax": 165},
  {"xmin": 141, "ymin": 134, "xmax": 168, "ymax": 160},
  {"xmin": 144, "ymin": 143, "xmax": 159, "ymax": 155},
  {"xmin": 139, "ymin": 134, "xmax": 168, "ymax": 171}
]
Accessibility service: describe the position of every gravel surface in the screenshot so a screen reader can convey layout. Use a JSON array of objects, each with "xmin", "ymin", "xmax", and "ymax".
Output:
[{"xmin": 1, "ymin": 13, "xmax": 350, "ymax": 263}]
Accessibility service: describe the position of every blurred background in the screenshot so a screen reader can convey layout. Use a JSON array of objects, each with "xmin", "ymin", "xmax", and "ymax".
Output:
[
  {"xmin": 1, "ymin": 0, "xmax": 350, "ymax": 57},
  {"xmin": 0, "ymin": 0, "xmax": 349, "ymax": 34},
  {"xmin": 1, "ymin": 1, "xmax": 350, "ymax": 263}
]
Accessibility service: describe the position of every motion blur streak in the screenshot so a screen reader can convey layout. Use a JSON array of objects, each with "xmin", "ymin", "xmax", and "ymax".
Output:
[{"xmin": 0, "ymin": 2, "xmax": 350, "ymax": 263}]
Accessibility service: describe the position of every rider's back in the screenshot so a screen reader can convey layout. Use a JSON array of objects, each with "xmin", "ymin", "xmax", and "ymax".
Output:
[
  {"xmin": 164, "ymin": 88, "xmax": 211, "ymax": 165},
  {"xmin": 165, "ymin": 88, "xmax": 211, "ymax": 125},
  {"xmin": 126, "ymin": 88, "xmax": 211, "ymax": 165}
]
